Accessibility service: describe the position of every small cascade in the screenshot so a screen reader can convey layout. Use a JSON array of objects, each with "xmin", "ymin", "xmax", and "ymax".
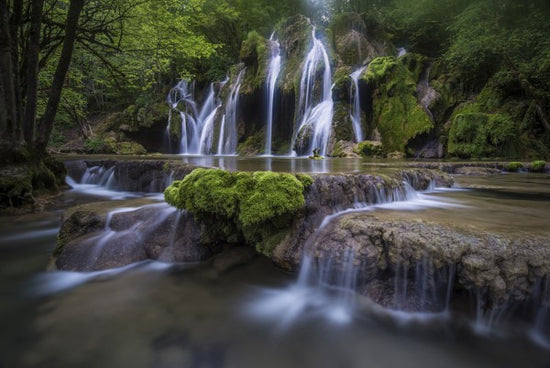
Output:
[
  {"xmin": 198, "ymin": 105, "xmax": 220, "ymax": 154},
  {"xmin": 87, "ymin": 203, "xmax": 177, "ymax": 267},
  {"xmin": 90, "ymin": 207, "xmax": 142, "ymax": 262},
  {"xmin": 389, "ymin": 259, "xmax": 456, "ymax": 313},
  {"xmin": 248, "ymin": 178, "xmax": 460, "ymax": 327},
  {"xmin": 292, "ymin": 28, "xmax": 333, "ymax": 157},
  {"xmin": 397, "ymin": 47, "xmax": 407, "ymax": 57},
  {"xmin": 219, "ymin": 68, "xmax": 245, "ymax": 155},
  {"xmin": 349, "ymin": 65, "xmax": 367, "ymax": 143},
  {"xmin": 417, "ymin": 63, "xmax": 437, "ymax": 122},
  {"xmin": 531, "ymin": 277, "xmax": 550, "ymax": 346},
  {"xmin": 216, "ymin": 115, "xmax": 226, "ymax": 155},
  {"xmin": 265, "ymin": 34, "xmax": 282, "ymax": 155}
]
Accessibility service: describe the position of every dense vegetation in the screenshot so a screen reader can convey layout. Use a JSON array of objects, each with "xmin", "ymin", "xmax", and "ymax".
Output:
[{"xmin": 1, "ymin": 0, "xmax": 549, "ymax": 209}]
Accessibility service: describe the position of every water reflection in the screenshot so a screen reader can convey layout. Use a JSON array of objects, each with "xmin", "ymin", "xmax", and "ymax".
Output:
[{"xmin": 179, "ymin": 155, "xmax": 364, "ymax": 173}]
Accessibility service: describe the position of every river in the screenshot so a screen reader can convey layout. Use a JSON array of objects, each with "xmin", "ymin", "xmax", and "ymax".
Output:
[{"xmin": 1, "ymin": 158, "xmax": 549, "ymax": 367}]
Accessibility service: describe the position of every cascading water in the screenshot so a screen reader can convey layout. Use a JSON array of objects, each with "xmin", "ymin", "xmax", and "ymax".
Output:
[
  {"xmin": 349, "ymin": 65, "xmax": 367, "ymax": 143},
  {"xmin": 264, "ymin": 35, "xmax": 282, "ymax": 155},
  {"xmin": 417, "ymin": 63, "xmax": 437, "ymax": 122},
  {"xmin": 218, "ymin": 68, "xmax": 245, "ymax": 155},
  {"xmin": 292, "ymin": 28, "xmax": 333, "ymax": 157},
  {"xmin": 166, "ymin": 81, "xmax": 219, "ymax": 154},
  {"xmin": 247, "ymin": 179, "xmax": 462, "ymax": 327}
]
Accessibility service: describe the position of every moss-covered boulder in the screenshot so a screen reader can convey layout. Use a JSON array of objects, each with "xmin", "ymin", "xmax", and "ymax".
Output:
[
  {"xmin": 447, "ymin": 100, "xmax": 517, "ymax": 159},
  {"xmin": 362, "ymin": 56, "xmax": 433, "ymax": 153},
  {"xmin": 164, "ymin": 168, "xmax": 311, "ymax": 256},
  {"xmin": 329, "ymin": 12, "xmax": 391, "ymax": 66}
]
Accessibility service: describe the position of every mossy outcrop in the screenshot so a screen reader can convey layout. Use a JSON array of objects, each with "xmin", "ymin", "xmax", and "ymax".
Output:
[
  {"xmin": 240, "ymin": 31, "xmax": 269, "ymax": 95},
  {"xmin": 363, "ymin": 56, "xmax": 433, "ymax": 153},
  {"xmin": 0, "ymin": 153, "xmax": 66, "ymax": 213},
  {"xmin": 329, "ymin": 12, "xmax": 391, "ymax": 66},
  {"xmin": 164, "ymin": 168, "xmax": 310, "ymax": 256}
]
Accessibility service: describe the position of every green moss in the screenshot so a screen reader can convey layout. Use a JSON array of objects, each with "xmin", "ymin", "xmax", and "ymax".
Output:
[
  {"xmin": 529, "ymin": 160, "xmax": 546, "ymax": 172},
  {"xmin": 355, "ymin": 140, "xmax": 383, "ymax": 157},
  {"xmin": 275, "ymin": 15, "xmax": 312, "ymax": 94},
  {"xmin": 237, "ymin": 132, "xmax": 264, "ymax": 156},
  {"xmin": 331, "ymin": 141, "xmax": 346, "ymax": 158},
  {"xmin": 164, "ymin": 168, "xmax": 308, "ymax": 256},
  {"xmin": 447, "ymin": 101, "xmax": 518, "ymax": 159},
  {"xmin": 295, "ymin": 173, "xmax": 314, "ymax": 188},
  {"xmin": 506, "ymin": 162, "xmax": 523, "ymax": 172},
  {"xmin": 332, "ymin": 66, "xmax": 352, "ymax": 101},
  {"xmin": 240, "ymin": 31, "xmax": 269, "ymax": 94},
  {"xmin": 364, "ymin": 57, "xmax": 433, "ymax": 153},
  {"xmin": 85, "ymin": 137, "xmax": 110, "ymax": 153},
  {"xmin": 331, "ymin": 103, "xmax": 354, "ymax": 142}
]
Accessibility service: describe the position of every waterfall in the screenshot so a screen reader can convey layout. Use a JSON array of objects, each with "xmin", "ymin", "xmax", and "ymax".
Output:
[
  {"xmin": 349, "ymin": 65, "xmax": 366, "ymax": 143},
  {"xmin": 417, "ymin": 63, "xmax": 436, "ymax": 122},
  {"xmin": 397, "ymin": 47, "xmax": 407, "ymax": 57},
  {"xmin": 292, "ymin": 28, "xmax": 333, "ymax": 157},
  {"xmin": 166, "ymin": 81, "xmax": 218, "ymax": 154},
  {"xmin": 216, "ymin": 115, "xmax": 226, "ymax": 155},
  {"xmin": 219, "ymin": 68, "xmax": 245, "ymax": 155},
  {"xmin": 265, "ymin": 35, "xmax": 282, "ymax": 155},
  {"xmin": 198, "ymin": 106, "xmax": 220, "ymax": 154}
]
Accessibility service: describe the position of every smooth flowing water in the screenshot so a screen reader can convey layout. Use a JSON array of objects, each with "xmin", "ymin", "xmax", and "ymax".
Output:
[
  {"xmin": 1, "ymin": 163, "xmax": 550, "ymax": 367},
  {"xmin": 349, "ymin": 65, "xmax": 367, "ymax": 142},
  {"xmin": 292, "ymin": 28, "xmax": 333, "ymax": 157},
  {"xmin": 265, "ymin": 35, "xmax": 282, "ymax": 155}
]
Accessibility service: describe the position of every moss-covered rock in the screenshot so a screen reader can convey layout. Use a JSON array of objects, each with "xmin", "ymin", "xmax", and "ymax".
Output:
[
  {"xmin": 355, "ymin": 140, "xmax": 383, "ymax": 157},
  {"xmin": 331, "ymin": 102, "xmax": 354, "ymax": 143},
  {"xmin": 329, "ymin": 12, "xmax": 391, "ymax": 66},
  {"xmin": 164, "ymin": 168, "xmax": 311, "ymax": 256},
  {"xmin": 240, "ymin": 31, "xmax": 269, "ymax": 95},
  {"xmin": 529, "ymin": 160, "xmax": 547, "ymax": 172},
  {"xmin": 447, "ymin": 101, "xmax": 517, "ymax": 159},
  {"xmin": 506, "ymin": 162, "xmax": 523, "ymax": 172},
  {"xmin": 237, "ymin": 132, "xmax": 264, "ymax": 156},
  {"xmin": 363, "ymin": 56, "xmax": 433, "ymax": 153},
  {"xmin": 276, "ymin": 15, "xmax": 313, "ymax": 94}
]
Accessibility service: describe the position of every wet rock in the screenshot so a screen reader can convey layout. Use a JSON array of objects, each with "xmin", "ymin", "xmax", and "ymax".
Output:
[
  {"xmin": 52, "ymin": 200, "xmax": 217, "ymax": 271},
  {"xmin": 300, "ymin": 212, "xmax": 550, "ymax": 305},
  {"xmin": 272, "ymin": 169, "xmax": 454, "ymax": 269}
]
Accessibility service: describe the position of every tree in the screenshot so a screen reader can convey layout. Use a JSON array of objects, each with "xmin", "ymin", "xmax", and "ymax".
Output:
[{"xmin": 0, "ymin": 0, "xmax": 84, "ymax": 208}]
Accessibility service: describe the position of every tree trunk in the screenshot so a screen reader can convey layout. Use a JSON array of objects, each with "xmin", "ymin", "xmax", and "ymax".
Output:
[
  {"xmin": 0, "ymin": 0, "xmax": 18, "ymax": 152},
  {"xmin": 35, "ymin": 0, "xmax": 85, "ymax": 152},
  {"xmin": 22, "ymin": 0, "xmax": 45, "ymax": 146}
]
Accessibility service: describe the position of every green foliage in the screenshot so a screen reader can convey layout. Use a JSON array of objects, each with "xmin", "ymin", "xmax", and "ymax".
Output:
[
  {"xmin": 85, "ymin": 138, "xmax": 109, "ymax": 153},
  {"xmin": 506, "ymin": 162, "xmax": 523, "ymax": 172},
  {"xmin": 447, "ymin": 105, "xmax": 517, "ymax": 159},
  {"xmin": 364, "ymin": 56, "xmax": 432, "ymax": 153},
  {"xmin": 240, "ymin": 31, "xmax": 268, "ymax": 93},
  {"xmin": 529, "ymin": 160, "xmax": 546, "ymax": 173},
  {"xmin": 355, "ymin": 141, "xmax": 383, "ymax": 157},
  {"xmin": 164, "ymin": 168, "xmax": 309, "ymax": 256}
]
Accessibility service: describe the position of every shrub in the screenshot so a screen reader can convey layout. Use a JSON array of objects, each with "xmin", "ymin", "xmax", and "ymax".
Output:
[
  {"xmin": 506, "ymin": 162, "xmax": 523, "ymax": 172},
  {"xmin": 529, "ymin": 160, "xmax": 546, "ymax": 173}
]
